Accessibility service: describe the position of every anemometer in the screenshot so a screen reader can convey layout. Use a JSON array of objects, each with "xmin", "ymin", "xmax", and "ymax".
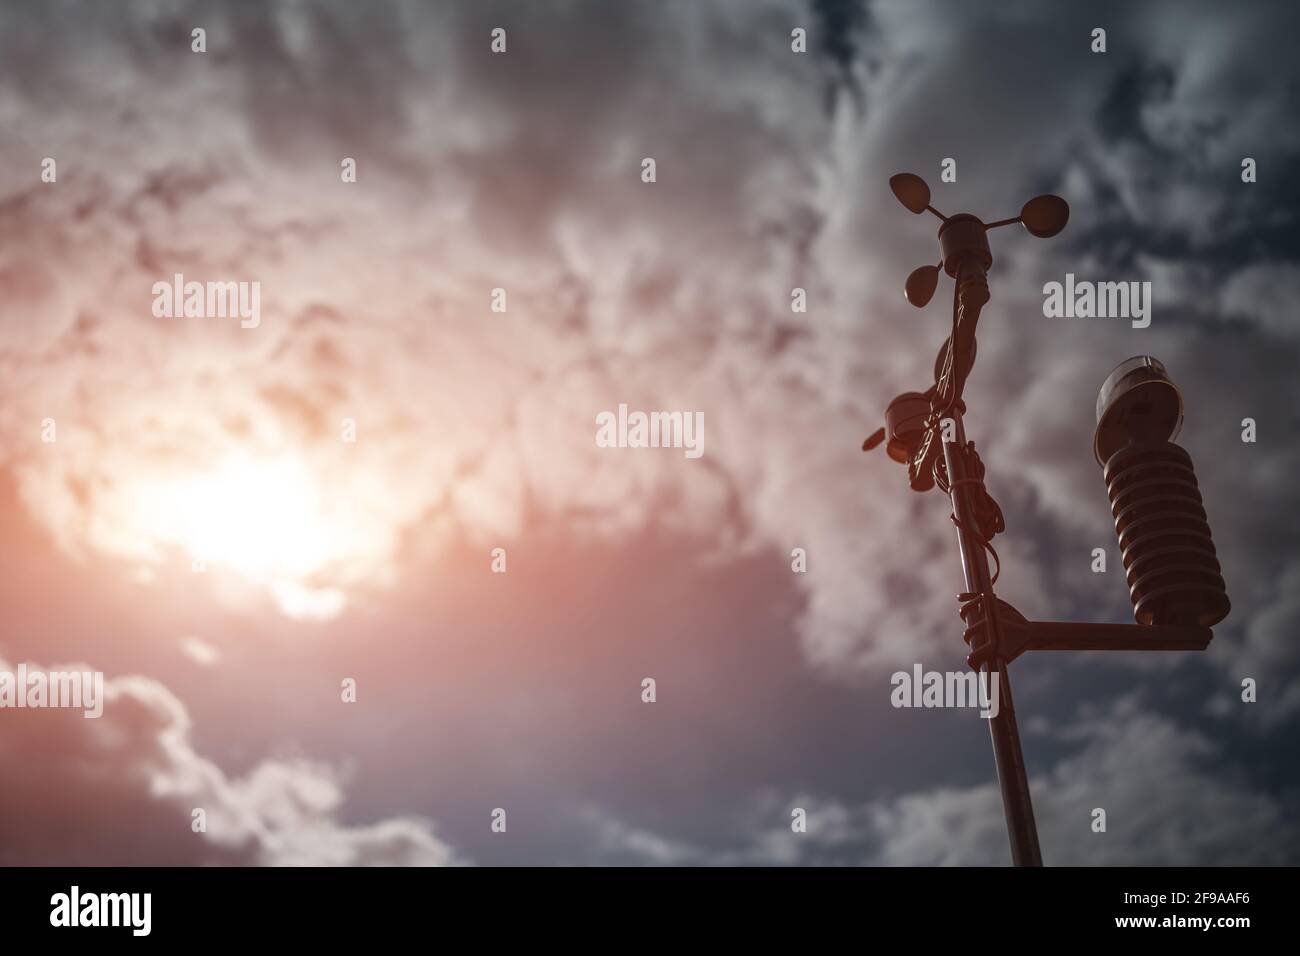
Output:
[{"xmin": 862, "ymin": 172, "xmax": 1230, "ymax": 866}]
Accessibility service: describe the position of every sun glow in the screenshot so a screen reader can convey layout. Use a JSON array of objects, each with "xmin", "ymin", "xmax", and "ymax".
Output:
[
  {"xmin": 126, "ymin": 453, "xmax": 354, "ymax": 619},
  {"xmin": 166, "ymin": 455, "xmax": 332, "ymax": 578}
]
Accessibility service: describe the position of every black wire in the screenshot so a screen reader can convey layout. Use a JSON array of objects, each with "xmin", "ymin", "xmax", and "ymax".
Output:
[
  {"xmin": 912, "ymin": 255, "xmax": 1005, "ymax": 589},
  {"xmin": 935, "ymin": 442, "xmax": 1004, "ymax": 586},
  {"xmin": 905, "ymin": 286, "xmax": 963, "ymax": 490},
  {"xmin": 936, "ymin": 278, "xmax": 961, "ymax": 415}
]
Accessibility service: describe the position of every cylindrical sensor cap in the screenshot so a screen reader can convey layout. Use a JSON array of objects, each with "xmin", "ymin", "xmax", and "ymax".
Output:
[{"xmin": 1094, "ymin": 356, "xmax": 1184, "ymax": 466}]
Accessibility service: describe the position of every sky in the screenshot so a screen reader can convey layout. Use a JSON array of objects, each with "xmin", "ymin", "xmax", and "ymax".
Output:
[{"xmin": 0, "ymin": 0, "xmax": 1297, "ymax": 866}]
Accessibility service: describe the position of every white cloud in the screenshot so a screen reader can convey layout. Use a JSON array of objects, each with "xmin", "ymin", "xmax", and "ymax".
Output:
[
  {"xmin": 0, "ymin": 655, "xmax": 457, "ymax": 865},
  {"xmin": 179, "ymin": 635, "xmax": 220, "ymax": 666}
]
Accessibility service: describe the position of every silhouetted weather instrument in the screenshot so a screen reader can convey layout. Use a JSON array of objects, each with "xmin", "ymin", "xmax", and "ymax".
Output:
[{"xmin": 862, "ymin": 173, "xmax": 1229, "ymax": 867}]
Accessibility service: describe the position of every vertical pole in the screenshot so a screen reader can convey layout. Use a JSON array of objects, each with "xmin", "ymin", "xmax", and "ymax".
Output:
[{"xmin": 940, "ymin": 407, "xmax": 1043, "ymax": 867}]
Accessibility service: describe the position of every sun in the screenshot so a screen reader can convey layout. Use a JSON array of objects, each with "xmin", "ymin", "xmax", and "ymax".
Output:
[
  {"xmin": 125, "ymin": 452, "xmax": 354, "ymax": 619},
  {"xmin": 166, "ymin": 455, "xmax": 332, "ymax": 580}
]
